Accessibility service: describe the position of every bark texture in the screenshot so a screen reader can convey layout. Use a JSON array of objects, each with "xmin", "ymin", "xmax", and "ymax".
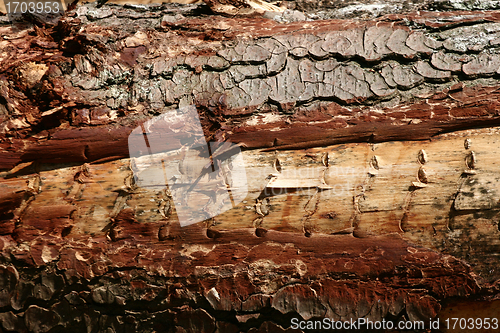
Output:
[{"xmin": 1, "ymin": 2, "xmax": 500, "ymax": 332}]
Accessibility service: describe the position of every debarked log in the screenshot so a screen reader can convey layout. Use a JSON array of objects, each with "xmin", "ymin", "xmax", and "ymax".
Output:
[
  {"xmin": 5, "ymin": 6, "xmax": 500, "ymax": 168},
  {"xmin": 1, "ymin": 126, "xmax": 500, "ymax": 332},
  {"xmin": 1, "ymin": 3, "xmax": 500, "ymax": 332}
]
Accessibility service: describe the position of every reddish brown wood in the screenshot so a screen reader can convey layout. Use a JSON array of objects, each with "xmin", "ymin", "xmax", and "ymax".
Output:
[{"xmin": 1, "ymin": 3, "xmax": 500, "ymax": 332}]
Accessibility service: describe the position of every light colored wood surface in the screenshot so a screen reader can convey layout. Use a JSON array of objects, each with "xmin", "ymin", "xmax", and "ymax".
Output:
[{"xmin": 4, "ymin": 126, "xmax": 500, "ymax": 244}]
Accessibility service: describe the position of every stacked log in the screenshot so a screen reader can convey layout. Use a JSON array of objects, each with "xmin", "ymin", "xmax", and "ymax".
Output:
[{"xmin": 1, "ymin": 3, "xmax": 500, "ymax": 332}]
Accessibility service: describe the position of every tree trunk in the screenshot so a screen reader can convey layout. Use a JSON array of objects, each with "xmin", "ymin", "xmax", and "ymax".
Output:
[{"xmin": 1, "ymin": 2, "xmax": 500, "ymax": 332}]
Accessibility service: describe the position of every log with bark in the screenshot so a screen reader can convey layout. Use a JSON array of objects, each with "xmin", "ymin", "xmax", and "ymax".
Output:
[{"xmin": 1, "ymin": 1, "xmax": 500, "ymax": 332}]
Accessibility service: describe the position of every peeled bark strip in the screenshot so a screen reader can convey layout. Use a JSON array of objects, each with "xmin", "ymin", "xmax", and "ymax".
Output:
[{"xmin": 1, "ymin": 3, "xmax": 500, "ymax": 332}]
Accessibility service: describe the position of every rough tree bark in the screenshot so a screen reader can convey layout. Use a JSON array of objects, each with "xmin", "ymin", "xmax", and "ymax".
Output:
[{"xmin": 1, "ymin": 1, "xmax": 500, "ymax": 332}]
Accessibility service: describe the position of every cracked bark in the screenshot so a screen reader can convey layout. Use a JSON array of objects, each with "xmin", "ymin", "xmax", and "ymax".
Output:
[{"xmin": 1, "ymin": 2, "xmax": 500, "ymax": 332}]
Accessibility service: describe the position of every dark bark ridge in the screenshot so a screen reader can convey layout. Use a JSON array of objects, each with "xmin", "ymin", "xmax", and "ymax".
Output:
[{"xmin": 0, "ymin": 228, "xmax": 482, "ymax": 332}]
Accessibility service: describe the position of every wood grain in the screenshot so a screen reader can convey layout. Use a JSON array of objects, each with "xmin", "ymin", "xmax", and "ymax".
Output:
[{"xmin": 2, "ymin": 3, "xmax": 500, "ymax": 332}]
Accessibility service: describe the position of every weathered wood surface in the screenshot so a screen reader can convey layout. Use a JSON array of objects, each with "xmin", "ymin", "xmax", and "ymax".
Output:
[
  {"xmin": 5, "ymin": 5, "xmax": 500, "ymax": 167},
  {"xmin": 1, "ymin": 2, "xmax": 500, "ymax": 332}
]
